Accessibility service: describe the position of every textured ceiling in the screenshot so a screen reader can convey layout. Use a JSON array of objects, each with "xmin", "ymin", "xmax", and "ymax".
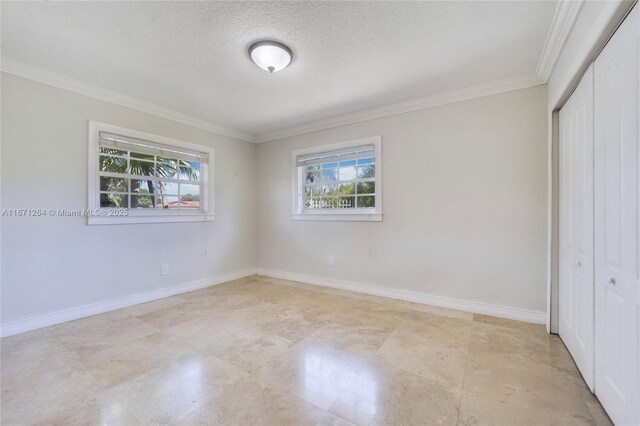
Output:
[{"xmin": 1, "ymin": 1, "xmax": 557, "ymax": 139}]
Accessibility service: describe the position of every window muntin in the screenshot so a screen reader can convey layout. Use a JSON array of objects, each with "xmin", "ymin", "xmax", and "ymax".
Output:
[
  {"xmin": 98, "ymin": 132, "xmax": 207, "ymax": 210},
  {"xmin": 293, "ymin": 137, "xmax": 382, "ymax": 221}
]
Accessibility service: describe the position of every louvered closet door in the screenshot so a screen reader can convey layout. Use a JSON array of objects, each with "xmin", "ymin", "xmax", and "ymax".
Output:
[
  {"xmin": 559, "ymin": 65, "xmax": 595, "ymax": 391},
  {"xmin": 594, "ymin": 5, "xmax": 640, "ymax": 424}
]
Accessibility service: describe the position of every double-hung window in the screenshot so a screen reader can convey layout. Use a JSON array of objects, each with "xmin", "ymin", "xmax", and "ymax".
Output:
[
  {"xmin": 88, "ymin": 121, "xmax": 214, "ymax": 224},
  {"xmin": 292, "ymin": 136, "xmax": 382, "ymax": 221}
]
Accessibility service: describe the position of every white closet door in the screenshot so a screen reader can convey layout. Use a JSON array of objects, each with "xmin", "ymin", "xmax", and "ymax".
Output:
[
  {"xmin": 594, "ymin": 5, "xmax": 640, "ymax": 425},
  {"xmin": 559, "ymin": 65, "xmax": 595, "ymax": 391}
]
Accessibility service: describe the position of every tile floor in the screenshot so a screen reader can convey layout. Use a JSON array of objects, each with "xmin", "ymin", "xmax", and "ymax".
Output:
[{"xmin": 1, "ymin": 275, "xmax": 612, "ymax": 425}]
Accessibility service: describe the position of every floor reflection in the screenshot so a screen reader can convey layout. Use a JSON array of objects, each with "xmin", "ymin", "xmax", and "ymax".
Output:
[{"xmin": 302, "ymin": 345, "xmax": 377, "ymax": 414}]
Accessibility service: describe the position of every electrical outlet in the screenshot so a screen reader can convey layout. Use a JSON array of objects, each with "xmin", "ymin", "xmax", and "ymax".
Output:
[
  {"xmin": 161, "ymin": 264, "xmax": 170, "ymax": 275},
  {"xmin": 328, "ymin": 256, "xmax": 335, "ymax": 266}
]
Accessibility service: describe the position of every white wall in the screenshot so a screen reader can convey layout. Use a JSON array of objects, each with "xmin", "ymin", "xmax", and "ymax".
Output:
[
  {"xmin": 256, "ymin": 86, "xmax": 549, "ymax": 317},
  {"xmin": 0, "ymin": 73, "xmax": 257, "ymax": 325}
]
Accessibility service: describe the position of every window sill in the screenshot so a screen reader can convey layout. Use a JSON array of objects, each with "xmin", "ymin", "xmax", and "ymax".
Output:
[
  {"xmin": 292, "ymin": 213, "xmax": 382, "ymax": 222},
  {"xmin": 87, "ymin": 213, "xmax": 215, "ymax": 225}
]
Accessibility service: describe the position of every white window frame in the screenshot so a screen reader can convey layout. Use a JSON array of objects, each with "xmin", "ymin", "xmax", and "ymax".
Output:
[
  {"xmin": 87, "ymin": 121, "xmax": 215, "ymax": 225},
  {"xmin": 292, "ymin": 136, "xmax": 382, "ymax": 222}
]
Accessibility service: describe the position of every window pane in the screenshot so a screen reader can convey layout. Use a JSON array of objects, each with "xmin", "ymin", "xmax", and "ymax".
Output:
[
  {"xmin": 357, "ymin": 164, "xmax": 375, "ymax": 179},
  {"xmin": 357, "ymin": 157, "xmax": 374, "ymax": 165},
  {"xmin": 100, "ymin": 177, "xmax": 128, "ymax": 192},
  {"xmin": 100, "ymin": 192, "xmax": 128, "ymax": 208},
  {"xmin": 157, "ymin": 181, "xmax": 179, "ymax": 196},
  {"xmin": 322, "ymin": 168, "xmax": 338, "ymax": 182},
  {"xmin": 157, "ymin": 156, "xmax": 178, "ymax": 164},
  {"xmin": 131, "ymin": 194, "xmax": 155, "ymax": 208},
  {"xmin": 337, "ymin": 183, "xmax": 355, "ymax": 195},
  {"xmin": 305, "ymin": 198, "xmax": 316, "ymax": 209},
  {"xmin": 131, "ymin": 179, "xmax": 157, "ymax": 195},
  {"xmin": 357, "ymin": 182, "xmax": 375, "ymax": 195},
  {"xmin": 180, "ymin": 196, "xmax": 200, "ymax": 209},
  {"xmin": 129, "ymin": 159, "xmax": 155, "ymax": 177},
  {"xmin": 130, "ymin": 151, "xmax": 154, "ymax": 160},
  {"xmin": 358, "ymin": 195, "xmax": 375, "ymax": 208},
  {"xmin": 157, "ymin": 196, "xmax": 179, "ymax": 209},
  {"xmin": 100, "ymin": 155, "xmax": 127, "ymax": 174},
  {"xmin": 178, "ymin": 162, "xmax": 200, "ymax": 181},
  {"xmin": 320, "ymin": 198, "xmax": 337, "ymax": 209},
  {"xmin": 337, "ymin": 196, "xmax": 355, "ymax": 208},
  {"xmin": 339, "ymin": 159, "xmax": 357, "ymax": 167},
  {"xmin": 308, "ymin": 185, "xmax": 323, "ymax": 197},
  {"xmin": 322, "ymin": 184, "xmax": 338, "ymax": 196},
  {"xmin": 180, "ymin": 184, "xmax": 200, "ymax": 198},
  {"xmin": 338, "ymin": 166, "xmax": 356, "ymax": 181},
  {"xmin": 100, "ymin": 147, "xmax": 127, "ymax": 156},
  {"xmin": 322, "ymin": 162, "xmax": 338, "ymax": 169},
  {"xmin": 305, "ymin": 170, "xmax": 322, "ymax": 184},
  {"xmin": 155, "ymin": 161, "xmax": 177, "ymax": 179}
]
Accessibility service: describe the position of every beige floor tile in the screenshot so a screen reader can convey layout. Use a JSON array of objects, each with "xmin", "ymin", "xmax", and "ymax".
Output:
[
  {"xmin": 131, "ymin": 300, "xmax": 215, "ymax": 329},
  {"xmin": 5, "ymin": 386, "xmax": 140, "ymax": 426},
  {"xmin": 469, "ymin": 322, "xmax": 579, "ymax": 378},
  {"xmin": 1, "ymin": 276, "xmax": 606, "ymax": 425},
  {"xmin": 1, "ymin": 328, "xmax": 82, "ymax": 380},
  {"xmin": 463, "ymin": 357, "xmax": 594, "ymax": 424},
  {"xmin": 299, "ymin": 320, "xmax": 395, "ymax": 358},
  {"xmin": 163, "ymin": 311, "xmax": 248, "ymax": 353},
  {"xmin": 197, "ymin": 326, "xmax": 295, "ymax": 373},
  {"xmin": 330, "ymin": 360, "xmax": 461, "ymax": 426},
  {"xmin": 256, "ymin": 342, "xmax": 372, "ymax": 410},
  {"xmin": 374, "ymin": 325, "xmax": 468, "ymax": 388},
  {"xmin": 177, "ymin": 282, "xmax": 264, "ymax": 310},
  {"xmin": 110, "ymin": 354, "xmax": 247, "ymax": 424},
  {"xmin": 458, "ymin": 389, "xmax": 595, "ymax": 426},
  {"xmin": 179, "ymin": 377, "xmax": 352, "ymax": 426},
  {"xmin": 50, "ymin": 310, "xmax": 157, "ymax": 358},
  {"xmin": 229, "ymin": 301, "xmax": 325, "ymax": 344},
  {"xmin": 79, "ymin": 332, "xmax": 200, "ymax": 387},
  {"xmin": 404, "ymin": 311, "xmax": 474, "ymax": 345},
  {"xmin": 1, "ymin": 358, "xmax": 139, "ymax": 426}
]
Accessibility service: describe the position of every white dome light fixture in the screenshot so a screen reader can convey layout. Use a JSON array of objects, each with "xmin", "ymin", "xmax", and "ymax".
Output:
[{"xmin": 248, "ymin": 40, "xmax": 293, "ymax": 73}]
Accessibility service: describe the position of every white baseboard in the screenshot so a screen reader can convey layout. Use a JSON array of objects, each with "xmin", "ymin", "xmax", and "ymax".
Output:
[
  {"xmin": 0, "ymin": 268, "xmax": 257, "ymax": 338},
  {"xmin": 257, "ymin": 268, "xmax": 546, "ymax": 324}
]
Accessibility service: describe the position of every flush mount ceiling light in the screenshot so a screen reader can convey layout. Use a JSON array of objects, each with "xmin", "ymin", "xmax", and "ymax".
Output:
[{"xmin": 248, "ymin": 40, "xmax": 293, "ymax": 73}]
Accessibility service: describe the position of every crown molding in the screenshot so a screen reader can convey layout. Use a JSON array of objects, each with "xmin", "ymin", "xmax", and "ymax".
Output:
[
  {"xmin": 2, "ymin": 57, "xmax": 547, "ymax": 145},
  {"xmin": 256, "ymin": 73, "xmax": 545, "ymax": 143},
  {"xmin": 536, "ymin": 0, "xmax": 584, "ymax": 82},
  {"xmin": 0, "ymin": 56, "xmax": 257, "ymax": 143}
]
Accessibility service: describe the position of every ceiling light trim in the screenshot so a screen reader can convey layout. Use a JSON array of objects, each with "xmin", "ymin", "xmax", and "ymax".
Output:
[
  {"xmin": 256, "ymin": 74, "xmax": 545, "ymax": 143},
  {"xmin": 248, "ymin": 40, "xmax": 293, "ymax": 73},
  {"xmin": 0, "ymin": 56, "xmax": 257, "ymax": 143},
  {"xmin": 536, "ymin": 0, "xmax": 584, "ymax": 82}
]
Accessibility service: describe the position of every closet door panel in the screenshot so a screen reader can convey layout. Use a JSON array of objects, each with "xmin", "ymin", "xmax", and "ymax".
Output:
[
  {"xmin": 559, "ymin": 65, "xmax": 595, "ymax": 391},
  {"xmin": 594, "ymin": 5, "xmax": 640, "ymax": 424}
]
